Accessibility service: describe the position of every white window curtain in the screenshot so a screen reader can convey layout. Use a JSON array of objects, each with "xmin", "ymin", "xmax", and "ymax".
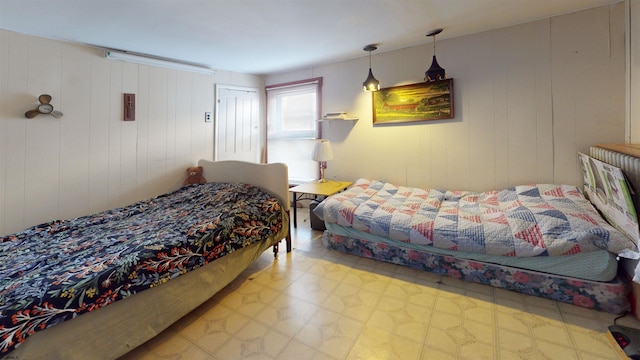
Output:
[{"xmin": 266, "ymin": 78, "xmax": 322, "ymax": 183}]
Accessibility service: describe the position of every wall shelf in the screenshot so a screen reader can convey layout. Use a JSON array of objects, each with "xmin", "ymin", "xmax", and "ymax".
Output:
[
  {"xmin": 319, "ymin": 112, "xmax": 358, "ymax": 122},
  {"xmin": 318, "ymin": 117, "xmax": 358, "ymax": 122}
]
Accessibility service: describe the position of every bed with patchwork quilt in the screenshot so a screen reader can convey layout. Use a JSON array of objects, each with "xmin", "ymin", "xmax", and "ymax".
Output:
[
  {"xmin": 0, "ymin": 160, "xmax": 290, "ymax": 360},
  {"xmin": 314, "ymin": 178, "xmax": 638, "ymax": 313}
]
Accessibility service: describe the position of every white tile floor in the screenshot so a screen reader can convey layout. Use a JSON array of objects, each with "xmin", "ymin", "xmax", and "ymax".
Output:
[{"xmin": 120, "ymin": 208, "xmax": 639, "ymax": 359}]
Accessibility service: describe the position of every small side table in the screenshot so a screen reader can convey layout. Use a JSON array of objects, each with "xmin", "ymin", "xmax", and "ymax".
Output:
[{"xmin": 289, "ymin": 180, "xmax": 352, "ymax": 228}]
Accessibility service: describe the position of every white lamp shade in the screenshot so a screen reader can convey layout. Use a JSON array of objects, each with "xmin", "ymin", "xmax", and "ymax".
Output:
[{"xmin": 312, "ymin": 140, "xmax": 334, "ymax": 161}]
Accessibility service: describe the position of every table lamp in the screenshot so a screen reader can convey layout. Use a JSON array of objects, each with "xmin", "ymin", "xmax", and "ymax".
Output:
[{"xmin": 312, "ymin": 139, "xmax": 334, "ymax": 182}]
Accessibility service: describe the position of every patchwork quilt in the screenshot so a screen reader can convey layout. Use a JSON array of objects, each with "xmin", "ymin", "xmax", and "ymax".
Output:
[
  {"xmin": 0, "ymin": 182, "xmax": 284, "ymax": 355},
  {"xmin": 314, "ymin": 179, "xmax": 636, "ymax": 257}
]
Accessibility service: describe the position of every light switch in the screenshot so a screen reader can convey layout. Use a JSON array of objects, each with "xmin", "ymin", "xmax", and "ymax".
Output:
[{"xmin": 205, "ymin": 112, "xmax": 212, "ymax": 123}]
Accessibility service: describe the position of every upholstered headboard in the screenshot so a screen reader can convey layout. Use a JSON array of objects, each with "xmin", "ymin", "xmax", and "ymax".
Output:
[{"xmin": 197, "ymin": 159, "xmax": 290, "ymax": 211}]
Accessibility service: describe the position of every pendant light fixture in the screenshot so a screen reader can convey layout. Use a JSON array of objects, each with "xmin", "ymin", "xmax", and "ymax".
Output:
[
  {"xmin": 362, "ymin": 44, "xmax": 380, "ymax": 92},
  {"xmin": 424, "ymin": 29, "xmax": 446, "ymax": 82}
]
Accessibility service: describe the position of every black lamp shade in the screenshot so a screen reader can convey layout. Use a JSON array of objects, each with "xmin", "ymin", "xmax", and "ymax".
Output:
[
  {"xmin": 425, "ymin": 55, "xmax": 446, "ymax": 82},
  {"xmin": 363, "ymin": 68, "xmax": 380, "ymax": 92}
]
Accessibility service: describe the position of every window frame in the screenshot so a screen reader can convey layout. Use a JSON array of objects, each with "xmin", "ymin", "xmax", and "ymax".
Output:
[{"xmin": 266, "ymin": 77, "xmax": 323, "ymax": 140}]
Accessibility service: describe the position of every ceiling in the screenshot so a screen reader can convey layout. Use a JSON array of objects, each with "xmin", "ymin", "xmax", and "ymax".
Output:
[{"xmin": 0, "ymin": 0, "xmax": 621, "ymax": 75}]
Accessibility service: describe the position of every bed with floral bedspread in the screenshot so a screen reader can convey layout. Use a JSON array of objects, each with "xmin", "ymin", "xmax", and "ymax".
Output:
[
  {"xmin": 0, "ymin": 181, "xmax": 285, "ymax": 356},
  {"xmin": 315, "ymin": 179, "xmax": 637, "ymax": 313}
]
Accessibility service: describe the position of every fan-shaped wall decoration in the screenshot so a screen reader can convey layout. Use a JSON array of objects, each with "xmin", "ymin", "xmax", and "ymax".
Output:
[{"xmin": 25, "ymin": 94, "xmax": 63, "ymax": 118}]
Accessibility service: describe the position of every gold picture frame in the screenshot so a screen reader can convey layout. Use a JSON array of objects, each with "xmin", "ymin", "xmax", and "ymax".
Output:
[{"xmin": 372, "ymin": 79, "xmax": 454, "ymax": 124}]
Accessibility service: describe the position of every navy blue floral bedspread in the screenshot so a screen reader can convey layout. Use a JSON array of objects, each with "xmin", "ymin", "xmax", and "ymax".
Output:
[{"xmin": 0, "ymin": 182, "xmax": 284, "ymax": 355}]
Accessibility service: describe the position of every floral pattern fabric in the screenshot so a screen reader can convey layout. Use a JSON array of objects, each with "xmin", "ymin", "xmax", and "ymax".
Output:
[
  {"xmin": 0, "ymin": 182, "xmax": 284, "ymax": 355},
  {"xmin": 323, "ymin": 232, "xmax": 629, "ymax": 314}
]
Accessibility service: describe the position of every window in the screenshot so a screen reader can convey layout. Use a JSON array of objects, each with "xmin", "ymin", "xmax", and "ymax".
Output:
[
  {"xmin": 267, "ymin": 78, "xmax": 321, "ymax": 139},
  {"xmin": 266, "ymin": 78, "xmax": 322, "ymax": 183}
]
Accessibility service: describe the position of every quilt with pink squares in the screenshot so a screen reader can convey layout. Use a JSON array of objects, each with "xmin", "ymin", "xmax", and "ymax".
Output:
[{"xmin": 314, "ymin": 179, "xmax": 636, "ymax": 257}]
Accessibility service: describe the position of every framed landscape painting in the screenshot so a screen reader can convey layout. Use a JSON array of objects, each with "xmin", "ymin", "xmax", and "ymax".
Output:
[{"xmin": 373, "ymin": 79, "xmax": 454, "ymax": 124}]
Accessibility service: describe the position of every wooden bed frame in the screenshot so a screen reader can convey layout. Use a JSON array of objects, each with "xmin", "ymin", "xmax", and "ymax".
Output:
[{"xmin": 6, "ymin": 160, "xmax": 291, "ymax": 360}]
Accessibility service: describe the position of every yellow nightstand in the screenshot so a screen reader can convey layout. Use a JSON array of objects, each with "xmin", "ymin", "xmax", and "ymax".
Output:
[{"xmin": 289, "ymin": 180, "xmax": 352, "ymax": 228}]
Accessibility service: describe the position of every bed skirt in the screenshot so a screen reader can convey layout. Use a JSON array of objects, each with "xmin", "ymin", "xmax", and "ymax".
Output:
[{"xmin": 322, "ymin": 231, "xmax": 630, "ymax": 314}]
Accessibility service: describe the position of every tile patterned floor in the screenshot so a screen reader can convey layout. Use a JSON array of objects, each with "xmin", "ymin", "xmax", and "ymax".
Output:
[{"xmin": 120, "ymin": 208, "xmax": 638, "ymax": 359}]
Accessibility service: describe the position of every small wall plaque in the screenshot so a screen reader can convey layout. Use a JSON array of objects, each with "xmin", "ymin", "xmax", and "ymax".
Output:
[{"xmin": 124, "ymin": 93, "xmax": 135, "ymax": 121}]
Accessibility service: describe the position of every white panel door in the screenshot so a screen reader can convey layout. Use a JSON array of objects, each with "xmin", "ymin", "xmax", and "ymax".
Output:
[{"xmin": 215, "ymin": 85, "xmax": 260, "ymax": 162}]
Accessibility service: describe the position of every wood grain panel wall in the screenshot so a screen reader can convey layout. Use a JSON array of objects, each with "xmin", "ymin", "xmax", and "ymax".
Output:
[{"xmin": 0, "ymin": 30, "xmax": 260, "ymax": 236}]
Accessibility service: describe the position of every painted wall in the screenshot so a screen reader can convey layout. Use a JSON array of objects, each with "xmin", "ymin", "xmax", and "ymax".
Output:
[
  {"xmin": 267, "ymin": 4, "xmax": 626, "ymax": 192},
  {"xmin": 631, "ymin": 0, "xmax": 640, "ymax": 142},
  {"xmin": 0, "ymin": 3, "xmax": 632, "ymax": 236},
  {"xmin": 0, "ymin": 30, "xmax": 262, "ymax": 236}
]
